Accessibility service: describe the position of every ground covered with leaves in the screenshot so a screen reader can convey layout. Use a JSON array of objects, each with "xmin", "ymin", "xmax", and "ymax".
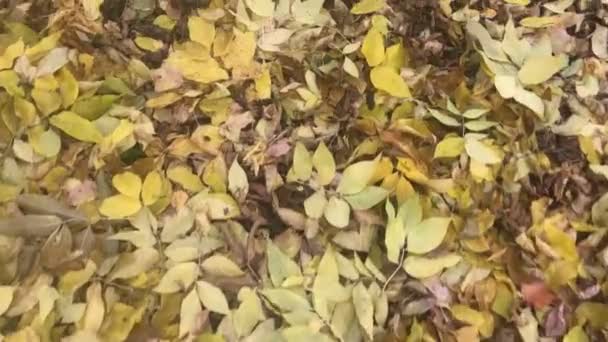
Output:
[{"xmin": 1, "ymin": 0, "xmax": 608, "ymax": 340}]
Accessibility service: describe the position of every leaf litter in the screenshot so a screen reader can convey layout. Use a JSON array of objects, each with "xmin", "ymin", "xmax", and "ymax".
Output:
[{"xmin": 0, "ymin": 0, "xmax": 607, "ymax": 341}]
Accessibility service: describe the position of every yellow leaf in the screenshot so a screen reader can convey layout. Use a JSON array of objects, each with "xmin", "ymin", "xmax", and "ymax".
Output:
[
  {"xmin": 154, "ymin": 262, "xmax": 199, "ymax": 294},
  {"xmin": 518, "ymin": 55, "xmax": 568, "ymax": 85},
  {"xmin": 166, "ymin": 48, "xmax": 228, "ymax": 84},
  {"xmin": 233, "ymin": 288, "xmax": 265, "ymax": 337},
  {"xmin": 135, "ymin": 36, "xmax": 164, "ymax": 52},
  {"xmin": 142, "ymin": 171, "xmax": 163, "ymax": 206},
  {"xmin": 56, "ymin": 68, "xmax": 79, "ymax": 108},
  {"xmin": 383, "ymin": 42, "xmax": 408, "ymax": 70},
  {"xmin": 228, "ymin": 159, "xmax": 248, "ymax": 201},
  {"xmin": 255, "ymin": 67, "xmax": 272, "ymax": 100},
  {"xmin": 179, "ymin": 289, "xmax": 203, "ymax": 338},
  {"xmin": 505, "ymin": 0, "xmax": 530, "ymax": 4},
  {"xmin": 99, "ymin": 194, "xmax": 142, "ymax": 219},
  {"xmin": 370, "ymin": 66, "xmax": 411, "ymax": 98},
  {"xmin": 324, "ymin": 196, "xmax": 350, "ymax": 228},
  {"xmin": 145, "ymin": 92, "xmax": 182, "ymax": 108},
  {"xmin": 434, "ymin": 136, "xmax": 465, "ymax": 158},
  {"xmin": 564, "ymin": 326, "xmax": 589, "ymax": 342},
  {"xmin": 203, "ymin": 156, "xmax": 227, "ymax": 193},
  {"xmin": 0, "ymin": 70, "xmax": 24, "ymax": 96},
  {"xmin": 112, "ymin": 172, "xmax": 142, "ymax": 198},
  {"xmin": 82, "ymin": 0, "xmax": 103, "ymax": 20},
  {"xmin": 0, "ymin": 286, "xmax": 15, "ymax": 316},
  {"xmin": 188, "ymin": 192, "xmax": 240, "ymax": 219},
  {"xmin": 312, "ymin": 142, "xmax": 336, "ymax": 186},
  {"xmin": 337, "ymin": 158, "xmax": 378, "ymax": 195},
  {"xmin": 351, "ymin": 0, "xmax": 385, "ymax": 14},
  {"xmin": 28, "ymin": 127, "xmax": 61, "ymax": 157},
  {"xmin": 109, "ymin": 248, "xmax": 160, "ymax": 280},
  {"xmin": 14, "ymin": 97, "xmax": 38, "ymax": 126},
  {"xmin": 167, "ymin": 166, "xmax": 204, "ymax": 192},
  {"xmin": 0, "ymin": 39, "xmax": 24, "ymax": 70},
  {"xmin": 100, "ymin": 303, "xmax": 145, "ymax": 341},
  {"xmin": 361, "ymin": 28, "xmax": 385, "ymax": 67},
  {"xmin": 196, "ymin": 280, "xmax": 230, "ymax": 314},
  {"xmin": 223, "ymin": 29, "xmax": 256, "ymax": 70},
  {"xmin": 343, "ymin": 186, "xmax": 388, "ymax": 210},
  {"xmin": 153, "ymin": 15, "xmax": 176, "ymax": 30},
  {"xmin": 201, "ymin": 254, "xmax": 245, "ymax": 277},
  {"xmin": 188, "ymin": 16, "xmax": 216, "ymax": 47},
  {"xmin": 245, "ymin": 0, "xmax": 275, "ymax": 17},
  {"xmin": 352, "ymin": 282, "xmax": 374, "ymax": 339},
  {"xmin": 49, "ymin": 111, "xmax": 103, "ymax": 143},
  {"xmin": 31, "ymin": 88, "xmax": 62, "ymax": 116},
  {"xmin": 464, "ymin": 138, "xmax": 503, "ymax": 165},
  {"xmin": 403, "ymin": 254, "xmax": 462, "ymax": 278},
  {"xmin": 293, "ymin": 142, "xmax": 313, "ymax": 181},
  {"xmin": 58, "ymin": 260, "xmax": 97, "ymax": 295},
  {"xmin": 304, "ymin": 190, "xmax": 328, "ymax": 219},
  {"xmin": 25, "ymin": 31, "xmax": 62, "ymax": 61},
  {"xmin": 520, "ymin": 16, "xmax": 562, "ymax": 28},
  {"xmin": 80, "ymin": 282, "xmax": 104, "ymax": 332}
]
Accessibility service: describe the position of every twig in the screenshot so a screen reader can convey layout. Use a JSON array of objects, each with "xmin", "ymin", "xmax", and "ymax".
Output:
[{"xmin": 383, "ymin": 248, "xmax": 405, "ymax": 292}]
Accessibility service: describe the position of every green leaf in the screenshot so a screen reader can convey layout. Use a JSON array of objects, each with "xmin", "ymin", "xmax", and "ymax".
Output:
[{"xmin": 71, "ymin": 95, "xmax": 119, "ymax": 120}]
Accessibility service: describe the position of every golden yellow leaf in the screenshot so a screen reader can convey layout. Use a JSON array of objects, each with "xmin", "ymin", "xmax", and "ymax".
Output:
[
  {"xmin": 188, "ymin": 16, "xmax": 216, "ymax": 48},
  {"xmin": 99, "ymin": 194, "xmax": 142, "ymax": 219},
  {"xmin": 370, "ymin": 66, "xmax": 411, "ymax": 98},
  {"xmin": 361, "ymin": 28, "xmax": 385, "ymax": 67},
  {"xmin": 142, "ymin": 171, "xmax": 163, "ymax": 206},
  {"xmin": 112, "ymin": 172, "xmax": 142, "ymax": 199},
  {"xmin": 223, "ymin": 29, "xmax": 256, "ymax": 70},
  {"xmin": 0, "ymin": 39, "xmax": 24, "ymax": 70}
]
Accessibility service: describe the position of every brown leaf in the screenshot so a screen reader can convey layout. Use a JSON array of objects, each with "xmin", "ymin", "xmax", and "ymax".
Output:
[{"xmin": 521, "ymin": 281, "xmax": 556, "ymax": 309}]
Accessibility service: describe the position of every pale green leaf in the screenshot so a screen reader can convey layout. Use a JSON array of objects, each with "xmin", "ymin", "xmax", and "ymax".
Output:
[
  {"xmin": 324, "ymin": 196, "xmax": 350, "ymax": 228},
  {"xmin": 407, "ymin": 217, "xmax": 451, "ymax": 254},
  {"xmin": 196, "ymin": 280, "xmax": 230, "ymax": 314}
]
